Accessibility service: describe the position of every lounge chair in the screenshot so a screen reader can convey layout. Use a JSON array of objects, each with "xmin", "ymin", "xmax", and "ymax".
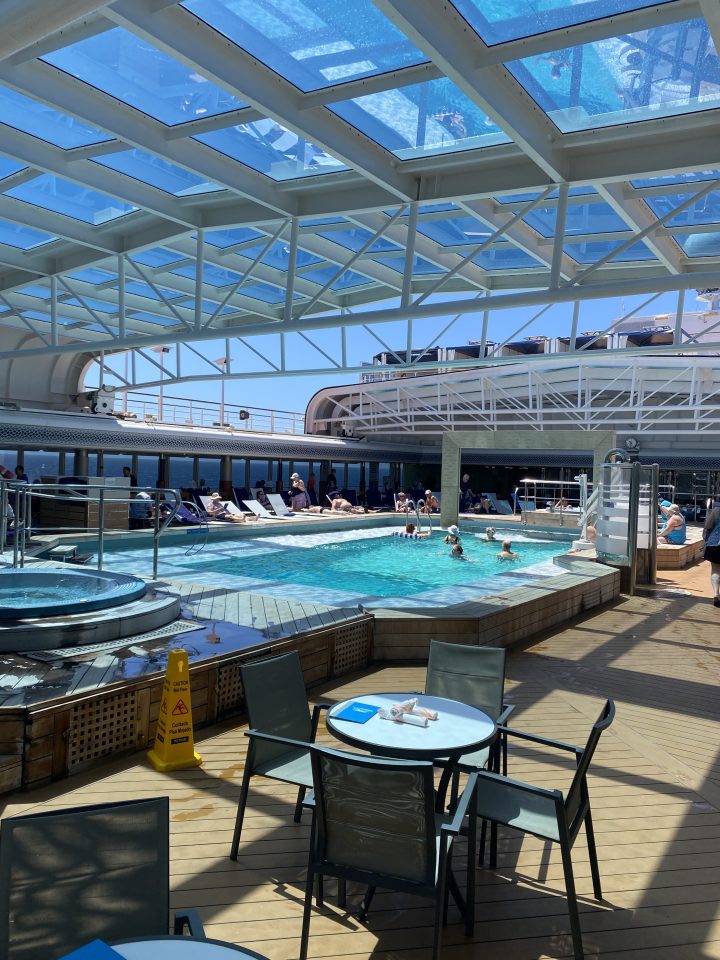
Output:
[
  {"xmin": 159, "ymin": 501, "xmax": 204, "ymax": 525},
  {"xmin": 244, "ymin": 499, "xmax": 284, "ymax": 520},
  {"xmin": 482, "ymin": 492, "xmax": 513, "ymax": 515},
  {"xmin": 199, "ymin": 496, "xmax": 247, "ymax": 521}
]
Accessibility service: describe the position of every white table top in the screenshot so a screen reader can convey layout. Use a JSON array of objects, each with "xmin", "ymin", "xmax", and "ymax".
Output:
[
  {"xmin": 113, "ymin": 939, "xmax": 264, "ymax": 960},
  {"xmin": 326, "ymin": 692, "xmax": 496, "ymax": 760}
]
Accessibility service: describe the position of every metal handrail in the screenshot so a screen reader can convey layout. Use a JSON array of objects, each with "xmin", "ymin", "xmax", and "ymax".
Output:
[{"xmin": 0, "ymin": 480, "xmax": 180, "ymax": 577}]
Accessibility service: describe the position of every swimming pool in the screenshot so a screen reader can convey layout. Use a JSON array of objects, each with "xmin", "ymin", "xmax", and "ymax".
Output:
[{"xmin": 102, "ymin": 526, "xmax": 569, "ymax": 608}]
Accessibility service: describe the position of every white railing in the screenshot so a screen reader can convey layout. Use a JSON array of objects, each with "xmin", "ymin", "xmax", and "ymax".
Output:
[{"xmin": 117, "ymin": 391, "xmax": 305, "ymax": 435}]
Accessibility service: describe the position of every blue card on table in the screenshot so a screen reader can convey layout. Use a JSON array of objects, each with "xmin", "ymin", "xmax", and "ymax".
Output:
[
  {"xmin": 58, "ymin": 940, "xmax": 124, "ymax": 960},
  {"xmin": 334, "ymin": 702, "xmax": 379, "ymax": 723}
]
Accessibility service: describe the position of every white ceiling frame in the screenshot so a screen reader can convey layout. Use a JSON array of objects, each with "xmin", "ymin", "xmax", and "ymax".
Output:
[
  {"xmin": 595, "ymin": 182, "xmax": 685, "ymax": 274},
  {"xmin": 0, "ymin": 0, "xmax": 111, "ymax": 61},
  {"xmin": 106, "ymin": 0, "xmax": 418, "ymax": 200}
]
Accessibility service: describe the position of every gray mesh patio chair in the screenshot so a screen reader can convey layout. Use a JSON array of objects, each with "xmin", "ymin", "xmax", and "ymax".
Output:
[
  {"xmin": 230, "ymin": 651, "xmax": 329, "ymax": 860},
  {"xmin": 475, "ymin": 698, "xmax": 615, "ymax": 960},
  {"xmin": 425, "ymin": 640, "xmax": 514, "ymax": 865},
  {"xmin": 299, "ymin": 743, "xmax": 479, "ymax": 960},
  {"xmin": 0, "ymin": 796, "xmax": 203, "ymax": 960}
]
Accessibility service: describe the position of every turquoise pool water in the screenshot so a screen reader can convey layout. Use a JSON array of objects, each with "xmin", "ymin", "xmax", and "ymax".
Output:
[{"xmin": 103, "ymin": 527, "xmax": 568, "ymax": 607}]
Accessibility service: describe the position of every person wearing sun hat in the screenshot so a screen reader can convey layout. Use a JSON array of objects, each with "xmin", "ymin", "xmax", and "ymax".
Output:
[
  {"xmin": 206, "ymin": 492, "xmax": 246, "ymax": 523},
  {"xmin": 444, "ymin": 523, "xmax": 461, "ymax": 545},
  {"xmin": 289, "ymin": 471, "xmax": 308, "ymax": 511}
]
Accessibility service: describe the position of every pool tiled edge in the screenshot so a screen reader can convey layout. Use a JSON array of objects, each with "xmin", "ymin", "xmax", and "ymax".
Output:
[{"xmin": 371, "ymin": 555, "xmax": 621, "ymax": 660}]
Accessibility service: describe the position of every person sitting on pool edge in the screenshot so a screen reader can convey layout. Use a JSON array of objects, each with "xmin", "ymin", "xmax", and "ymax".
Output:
[
  {"xmin": 444, "ymin": 523, "xmax": 461, "ymax": 545},
  {"xmin": 206, "ymin": 492, "xmax": 247, "ymax": 523},
  {"xmin": 498, "ymin": 539, "xmax": 519, "ymax": 559},
  {"xmin": 422, "ymin": 490, "xmax": 440, "ymax": 513},
  {"xmin": 658, "ymin": 503, "xmax": 686, "ymax": 545}
]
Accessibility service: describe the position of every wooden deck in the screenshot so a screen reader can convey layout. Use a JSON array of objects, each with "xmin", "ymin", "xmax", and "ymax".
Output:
[{"xmin": 3, "ymin": 563, "xmax": 720, "ymax": 959}]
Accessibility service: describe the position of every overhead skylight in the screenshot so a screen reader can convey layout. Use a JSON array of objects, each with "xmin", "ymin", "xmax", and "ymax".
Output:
[
  {"xmin": 93, "ymin": 150, "xmax": 222, "ymax": 196},
  {"xmin": 0, "ymin": 220, "xmax": 56, "ymax": 249},
  {"xmin": 5, "ymin": 174, "xmax": 137, "ymax": 224},
  {"xmin": 375, "ymin": 254, "xmax": 444, "ymax": 275},
  {"xmin": 129, "ymin": 248, "xmax": 186, "ymax": 268},
  {"xmin": 675, "ymin": 232, "xmax": 720, "ymax": 257},
  {"xmin": 0, "ymin": 84, "xmax": 111, "ymax": 149},
  {"xmin": 195, "ymin": 120, "xmax": 346, "ymax": 179},
  {"xmin": 42, "ymin": 27, "xmax": 246, "ymax": 126},
  {"xmin": 451, "ymin": 0, "xmax": 675, "ymax": 46},
  {"xmin": 303, "ymin": 265, "xmax": 370, "ymax": 289},
  {"xmin": 0, "ymin": 156, "xmax": 25, "ymax": 181},
  {"xmin": 644, "ymin": 189, "xmax": 720, "ymax": 227},
  {"xmin": 181, "ymin": 0, "xmax": 427, "ymax": 92},
  {"xmin": 238, "ymin": 241, "xmax": 322, "ymax": 271},
  {"xmin": 331, "ymin": 77, "xmax": 511, "ymax": 158},
  {"xmin": 171, "ymin": 263, "xmax": 244, "ymax": 287},
  {"xmin": 204, "ymin": 227, "xmax": 265, "ymax": 248},
  {"xmin": 507, "ymin": 19, "xmax": 720, "ymax": 133},
  {"xmin": 523, "ymin": 200, "xmax": 629, "ymax": 237},
  {"xmin": 318, "ymin": 227, "xmax": 400, "ymax": 253},
  {"xmin": 473, "ymin": 246, "xmax": 543, "ymax": 269},
  {"xmin": 564, "ymin": 239, "xmax": 655, "ymax": 262},
  {"xmin": 417, "ymin": 216, "xmax": 493, "ymax": 246}
]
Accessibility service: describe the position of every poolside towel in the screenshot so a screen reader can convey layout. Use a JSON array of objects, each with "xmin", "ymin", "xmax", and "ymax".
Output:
[{"xmin": 378, "ymin": 698, "xmax": 438, "ymax": 726}]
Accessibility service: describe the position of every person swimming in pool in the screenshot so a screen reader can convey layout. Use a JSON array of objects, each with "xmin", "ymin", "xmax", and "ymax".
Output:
[{"xmin": 497, "ymin": 540, "xmax": 519, "ymax": 559}]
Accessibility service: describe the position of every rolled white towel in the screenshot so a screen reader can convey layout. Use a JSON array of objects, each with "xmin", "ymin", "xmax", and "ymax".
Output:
[{"xmin": 378, "ymin": 708, "xmax": 429, "ymax": 727}]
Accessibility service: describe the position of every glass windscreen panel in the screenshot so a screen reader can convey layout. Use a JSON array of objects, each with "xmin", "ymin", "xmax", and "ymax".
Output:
[
  {"xmin": 0, "ymin": 85, "xmax": 111, "ymax": 148},
  {"xmin": 93, "ymin": 150, "xmax": 222, "ymax": 196},
  {"xmin": 523, "ymin": 200, "xmax": 629, "ymax": 237},
  {"xmin": 0, "ymin": 220, "xmax": 56, "ymax": 249},
  {"xmin": 507, "ymin": 18, "xmax": 720, "ymax": 132},
  {"xmin": 452, "ymin": 0, "xmax": 675, "ymax": 46},
  {"xmin": 195, "ymin": 121, "xmax": 346, "ymax": 179},
  {"xmin": 564, "ymin": 238, "xmax": 655, "ymax": 262},
  {"xmin": 5, "ymin": 174, "xmax": 137, "ymax": 224},
  {"xmin": 42, "ymin": 27, "xmax": 246, "ymax": 125},
  {"xmin": 331, "ymin": 77, "xmax": 511, "ymax": 158},
  {"xmin": 182, "ymin": 0, "xmax": 427, "ymax": 91}
]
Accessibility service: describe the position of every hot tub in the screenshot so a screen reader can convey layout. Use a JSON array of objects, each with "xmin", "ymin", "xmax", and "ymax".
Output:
[{"xmin": 0, "ymin": 569, "xmax": 148, "ymax": 620}]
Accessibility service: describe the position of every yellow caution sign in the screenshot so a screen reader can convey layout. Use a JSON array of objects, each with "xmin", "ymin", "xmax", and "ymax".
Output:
[{"xmin": 147, "ymin": 649, "xmax": 202, "ymax": 772}]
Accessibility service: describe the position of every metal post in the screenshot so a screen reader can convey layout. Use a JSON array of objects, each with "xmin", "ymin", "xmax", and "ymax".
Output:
[
  {"xmin": 97, "ymin": 488, "xmax": 105, "ymax": 572},
  {"xmin": 50, "ymin": 275, "xmax": 58, "ymax": 347},
  {"xmin": 284, "ymin": 217, "xmax": 299, "ymax": 323},
  {"xmin": 195, "ymin": 228, "xmax": 205, "ymax": 331},
  {"xmin": 401, "ymin": 201, "xmax": 418, "ymax": 309}
]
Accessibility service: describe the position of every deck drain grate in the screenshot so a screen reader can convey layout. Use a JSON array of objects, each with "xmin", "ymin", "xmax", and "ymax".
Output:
[{"xmin": 25, "ymin": 620, "xmax": 205, "ymax": 661}]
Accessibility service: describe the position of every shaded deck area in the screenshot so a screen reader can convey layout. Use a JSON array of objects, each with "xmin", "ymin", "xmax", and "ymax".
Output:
[{"xmin": 3, "ymin": 563, "xmax": 720, "ymax": 959}]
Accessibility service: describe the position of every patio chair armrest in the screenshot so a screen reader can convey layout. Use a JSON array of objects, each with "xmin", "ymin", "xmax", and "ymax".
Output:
[
  {"xmin": 173, "ymin": 908, "xmax": 206, "ymax": 939},
  {"xmin": 310, "ymin": 701, "xmax": 333, "ymax": 739},
  {"xmin": 498, "ymin": 724, "xmax": 582, "ymax": 757},
  {"xmin": 497, "ymin": 703, "xmax": 515, "ymax": 725},
  {"xmin": 442, "ymin": 771, "xmax": 479, "ymax": 835},
  {"xmin": 245, "ymin": 729, "xmax": 312, "ymax": 752},
  {"xmin": 475, "ymin": 767, "xmax": 562, "ymax": 802}
]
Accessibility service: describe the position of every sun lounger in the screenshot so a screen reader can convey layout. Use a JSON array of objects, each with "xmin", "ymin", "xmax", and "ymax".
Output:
[
  {"xmin": 243, "ymin": 499, "xmax": 282, "ymax": 520},
  {"xmin": 482, "ymin": 491, "xmax": 513, "ymax": 515},
  {"xmin": 199, "ymin": 496, "xmax": 247, "ymax": 520},
  {"xmin": 266, "ymin": 493, "xmax": 318, "ymax": 519}
]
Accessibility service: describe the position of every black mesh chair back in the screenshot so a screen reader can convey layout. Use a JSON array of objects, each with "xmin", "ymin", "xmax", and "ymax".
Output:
[
  {"xmin": 313, "ymin": 749, "xmax": 437, "ymax": 887},
  {"xmin": 426, "ymin": 640, "xmax": 506, "ymax": 720},
  {"xmin": 240, "ymin": 651, "xmax": 312, "ymax": 769},
  {"xmin": 0, "ymin": 797, "xmax": 169, "ymax": 960}
]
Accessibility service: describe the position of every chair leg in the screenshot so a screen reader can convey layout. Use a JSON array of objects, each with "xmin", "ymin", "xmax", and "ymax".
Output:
[
  {"xmin": 294, "ymin": 785, "xmax": 306, "ymax": 823},
  {"xmin": 230, "ymin": 764, "xmax": 253, "ymax": 860},
  {"xmin": 478, "ymin": 817, "xmax": 487, "ymax": 865},
  {"xmin": 584, "ymin": 808, "xmax": 603, "ymax": 901},
  {"xmin": 465, "ymin": 785, "xmax": 477, "ymax": 938},
  {"xmin": 559, "ymin": 839, "xmax": 584, "ymax": 960},
  {"xmin": 489, "ymin": 821, "xmax": 498, "ymax": 869},
  {"xmin": 299, "ymin": 865, "xmax": 315, "ymax": 960},
  {"xmin": 315, "ymin": 872, "xmax": 324, "ymax": 908},
  {"xmin": 358, "ymin": 886, "xmax": 376, "ymax": 922}
]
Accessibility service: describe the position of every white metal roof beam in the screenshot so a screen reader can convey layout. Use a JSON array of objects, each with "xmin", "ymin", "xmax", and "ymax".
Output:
[
  {"xmin": 0, "ymin": 60, "xmax": 295, "ymax": 215},
  {"xmin": 375, "ymin": 0, "xmax": 567, "ymax": 181},
  {"xmin": 595, "ymin": 182, "xmax": 684, "ymax": 274},
  {"xmin": 0, "ymin": 195, "xmax": 121, "ymax": 253},
  {"xmin": 107, "ymin": 0, "xmax": 417, "ymax": 199},
  {"xmin": 0, "ymin": 0, "xmax": 111, "ymax": 62}
]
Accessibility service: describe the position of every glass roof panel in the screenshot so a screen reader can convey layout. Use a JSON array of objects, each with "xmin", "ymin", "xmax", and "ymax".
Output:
[
  {"xmin": 676, "ymin": 232, "xmax": 720, "ymax": 257},
  {"xmin": 17, "ymin": 285, "xmax": 51, "ymax": 299},
  {"xmin": 239, "ymin": 281, "xmax": 298, "ymax": 303},
  {"xmin": 0, "ymin": 157, "xmax": 25, "ymax": 181},
  {"xmin": 375, "ymin": 254, "xmax": 444, "ymax": 274},
  {"xmin": 62, "ymin": 296, "xmax": 116, "ymax": 313},
  {"xmin": 507, "ymin": 19, "xmax": 720, "ymax": 133},
  {"xmin": 126, "ymin": 309, "xmax": 186, "ymax": 325},
  {"xmin": 632, "ymin": 169, "xmax": 720, "ymax": 187},
  {"xmin": 564, "ymin": 238, "xmax": 655, "ymax": 262},
  {"xmin": 473, "ymin": 246, "xmax": 542, "ymax": 269},
  {"xmin": 195, "ymin": 121, "xmax": 346, "ymax": 179},
  {"xmin": 129, "ymin": 247, "xmax": 186, "ymax": 268},
  {"xmin": 204, "ymin": 227, "xmax": 265, "ymax": 248},
  {"xmin": 239, "ymin": 240, "xmax": 323, "ymax": 270},
  {"xmin": 524, "ymin": 200, "xmax": 629, "ymax": 237},
  {"xmin": 303, "ymin": 265, "xmax": 370, "ymax": 288},
  {"xmin": 182, "ymin": 0, "xmax": 427, "ymax": 92},
  {"xmin": 93, "ymin": 150, "xmax": 222, "ymax": 196},
  {"xmin": 171, "ymin": 263, "xmax": 243, "ymax": 287},
  {"xmin": 644, "ymin": 189, "xmax": 720, "ymax": 227},
  {"xmin": 67, "ymin": 267, "xmax": 118, "ymax": 284},
  {"xmin": 5, "ymin": 174, "xmax": 137, "ymax": 224},
  {"xmin": 124, "ymin": 280, "xmax": 185, "ymax": 301},
  {"xmin": 418, "ymin": 216, "xmax": 492, "ymax": 246},
  {"xmin": 0, "ymin": 220, "xmax": 56, "ymax": 249},
  {"xmin": 22, "ymin": 310, "xmax": 76, "ymax": 325},
  {"xmin": 0, "ymin": 84, "xmax": 111, "ymax": 149},
  {"xmin": 331, "ymin": 77, "xmax": 511, "ymax": 159},
  {"xmin": 42, "ymin": 27, "xmax": 246, "ymax": 126},
  {"xmin": 452, "ymin": 0, "xmax": 674, "ymax": 47},
  {"xmin": 318, "ymin": 227, "xmax": 400, "ymax": 252}
]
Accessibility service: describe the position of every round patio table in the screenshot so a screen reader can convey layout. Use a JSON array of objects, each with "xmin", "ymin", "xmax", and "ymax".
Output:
[
  {"xmin": 112, "ymin": 938, "xmax": 269, "ymax": 960},
  {"xmin": 326, "ymin": 691, "xmax": 496, "ymax": 766}
]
